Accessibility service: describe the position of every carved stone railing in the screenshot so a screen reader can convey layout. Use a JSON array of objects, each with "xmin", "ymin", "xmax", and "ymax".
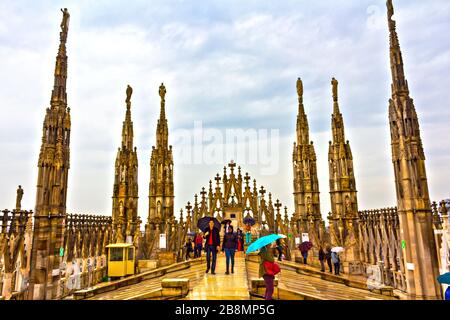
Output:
[
  {"xmin": 58, "ymin": 213, "xmax": 112, "ymax": 298},
  {"xmin": 0, "ymin": 209, "xmax": 33, "ymax": 300}
]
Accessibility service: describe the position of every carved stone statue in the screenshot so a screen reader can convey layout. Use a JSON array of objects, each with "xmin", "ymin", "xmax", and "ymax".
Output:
[
  {"xmin": 332, "ymin": 77, "xmax": 338, "ymax": 101},
  {"xmin": 119, "ymin": 201, "xmax": 124, "ymax": 218},
  {"xmin": 120, "ymin": 165, "xmax": 126, "ymax": 182},
  {"xmin": 387, "ymin": 0, "xmax": 394, "ymax": 21},
  {"xmin": 126, "ymin": 85, "xmax": 133, "ymax": 104},
  {"xmin": 60, "ymin": 8, "xmax": 70, "ymax": 33},
  {"xmin": 330, "ymin": 223, "xmax": 340, "ymax": 247},
  {"xmin": 16, "ymin": 185, "xmax": 24, "ymax": 210},
  {"xmin": 296, "ymin": 78, "xmax": 303, "ymax": 98},
  {"xmin": 306, "ymin": 197, "xmax": 312, "ymax": 215},
  {"xmin": 345, "ymin": 195, "xmax": 352, "ymax": 215},
  {"xmin": 159, "ymin": 83, "xmax": 166, "ymax": 100},
  {"xmin": 345, "ymin": 220, "xmax": 357, "ymax": 247},
  {"xmin": 303, "ymin": 165, "xmax": 309, "ymax": 178}
]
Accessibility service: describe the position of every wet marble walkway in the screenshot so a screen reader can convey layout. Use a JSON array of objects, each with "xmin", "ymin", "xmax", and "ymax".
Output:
[
  {"xmin": 185, "ymin": 252, "xmax": 249, "ymax": 300},
  {"xmin": 86, "ymin": 253, "xmax": 396, "ymax": 300}
]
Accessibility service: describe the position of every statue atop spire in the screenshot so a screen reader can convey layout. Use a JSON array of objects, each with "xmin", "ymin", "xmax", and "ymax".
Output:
[
  {"xmin": 331, "ymin": 77, "xmax": 338, "ymax": 102},
  {"xmin": 296, "ymin": 78, "xmax": 303, "ymax": 100},
  {"xmin": 292, "ymin": 77, "xmax": 322, "ymax": 239},
  {"xmin": 387, "ymin": 0, "xmax": 394, "ymax": 22},
  {"xmin": 59, "ymin": 8, "xmax": 70, "ymax": 46},
  {"xmin": 159, "ymin": 83, "xmax": 166, "ymax": 100},
  {"xmin": 385, "ymin": 0, "xmax": 442, "ymax": 299},
  {"xmin": 60, "ymin": 8, "xmax": 70, "ymax": 35},
  {"xmin": 29, "ymin": 9, "xmax": 72, "ymax": 300},
  {"xmin": 112, "ymin": 84, "xmax": 138, "ymax": 244},
  {"xmin": 126, "ymin": 84, "xmax": 133, "ymax": 105}
]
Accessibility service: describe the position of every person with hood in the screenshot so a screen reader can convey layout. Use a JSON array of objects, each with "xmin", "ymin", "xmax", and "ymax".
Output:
[
  {"xmin": 259, "ymin": 244, "xmax": 280, "ymax": 300},
  {"xmin": 221, "ymin": 225, "xmax": 238, "ymax": 274},
  {"xmin": 331, "ymin": 251, "xmax": 341, "ymax": 275},
  {"xmin": 203, "ymin": 219, "xmax": 221, "ymax": 274}
]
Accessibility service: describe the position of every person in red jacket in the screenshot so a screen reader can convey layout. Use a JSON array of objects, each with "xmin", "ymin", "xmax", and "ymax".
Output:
[
  {"xmin": 203, "ymin": 219, "xmax": 221, "ymax": 274},
  {"xmin": 194, "ymin": 232, "xmax": 203, "ymax": 258},
  {"xmin": 258, "ymin": 244, "xmax": 280, "ymax": 300}
]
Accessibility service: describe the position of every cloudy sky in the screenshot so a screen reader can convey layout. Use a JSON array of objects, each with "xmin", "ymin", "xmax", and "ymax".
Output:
[{"xmin": 0, "ymin": 0, "xmax": 449, "ymax": 222}]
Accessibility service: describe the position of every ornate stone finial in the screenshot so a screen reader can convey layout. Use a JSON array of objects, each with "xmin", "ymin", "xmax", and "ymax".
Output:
[
  {"xmin": 159, "ymin": 83, "xmax": 166, "ymax": 100},
  {"xmin": 126, "ymin": 85, "xmax": 133, "ymax": 104},
  {"xmin": 296, "ymin": 78, "xmax": 303, "ymax": 99},
  {"xmin": 332, "ymin": 77, "xmax": 338, "ymax": 102}
]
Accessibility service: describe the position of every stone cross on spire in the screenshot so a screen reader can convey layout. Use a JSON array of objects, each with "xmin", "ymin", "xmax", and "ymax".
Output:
[
  {"xmin": 244, "ymin": 173, "xmax": 251, "ymax": 186},
  {"xmin": 185, "ymin": 201, "xmax": 192, "ymax": 212}
]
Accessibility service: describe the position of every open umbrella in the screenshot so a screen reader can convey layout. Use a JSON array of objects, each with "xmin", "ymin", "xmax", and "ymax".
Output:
[
  {"xmin": 243, "ymin": 216, "xmax": 256, "ymax": 226},
  {"xmin": 437, "ymin": 272, "xmax": 450, "ymax": 285},
  {"xmin": 197, "ymin": 216, "xmax": 221, "ymax": 232},
  {"xmin": 331, "ymin": 247, "xmax": 344, "ymax": 253},
  {"xmin": 299, "ymin": 241, "xmax": 313, "ymax": 252},
  {"xmin": 246, "ymin": 234, "xmax": 286, "ymax": 254}
]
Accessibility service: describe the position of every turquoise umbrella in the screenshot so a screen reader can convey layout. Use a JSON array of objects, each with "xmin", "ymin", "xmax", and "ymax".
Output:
[
  {"xmin": 246, "ymin": 234, "xmax": 286, "ymax": 254},
  {"xmin": 437, "ymin": 272, "xmax": 450, "ymax": 285}
]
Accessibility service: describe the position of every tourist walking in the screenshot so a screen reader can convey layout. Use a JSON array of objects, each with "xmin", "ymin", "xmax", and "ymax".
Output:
[
  {"xmin": 204, "ymin": 219, "xmax": 221, "ymax": 274},
  {"xmin": 331, "ymin": 251, "xmax": 341, "ymax": 275},
  {"xmin": 194, "ymin": 232, "xmax": 203, "ymax": 258},
  {"xmin": 184, "ymin": 238, "xmax": 194, "ymax": 260},
  {"xmin": 275, "ymin": 239, "xmax": 283, "ymax": 261},
  {"xmin": 221, "ymin": 225, "xmax": 238, "ymax": 274},
  {"xmin": 298, "ymin": 241, "xmax": 312, "ymax": 265},
  {"xmin": 237, "ymin": 229, "xmax": 244, "ymax": 252},
  {"xmin": 245, "ymin": 223, "xmax": 252, "ymax": 245},
  {"xmin": 318, "ymin": 247, "xmax": 325, "ymax": 272},
  {"xmin": 300, "ymin": 248, "xmax": 308, "ymax": 264},
  {"xmin": 325, "ymin": 247, "xmax": 333, "ymax": 273},
  {"xmin": 259, "ymin": 244, "xmax": 280, "ymax": 300}
]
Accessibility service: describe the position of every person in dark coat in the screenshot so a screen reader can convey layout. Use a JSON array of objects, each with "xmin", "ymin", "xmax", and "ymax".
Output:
[
  {"xmin": 184, "ymin": 238, "xmax": 194, "ymax": 260},
  {"xmin": 325, "ymin": 247, "xmax": 333, "ymax": 272},
  {"xmin": 221, "ymin": 225, "xmax": 238, "ymax": 274},
  {"xmin": 204, "ymin": 219, "xmax": 221, "ymax": 274},
  {"xmin": 275, "ymin": 239, "xmax": 283, "ymax": 261},
  {"xmin": 300, "ymin": 247, "xmax": 308, "ymax": 264},
  {"xmin": 318, "ymin": 247, "xmax": 325, "ymax": 272}
]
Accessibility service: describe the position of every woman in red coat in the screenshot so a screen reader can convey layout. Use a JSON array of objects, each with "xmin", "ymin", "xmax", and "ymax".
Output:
[
  {"xmin": 236, "ymin": 229, "xmax": 244, "ymax": 251},
  {"xmin": 258, "ymin": 244, "xmax": 280, "ymax": 300}
]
